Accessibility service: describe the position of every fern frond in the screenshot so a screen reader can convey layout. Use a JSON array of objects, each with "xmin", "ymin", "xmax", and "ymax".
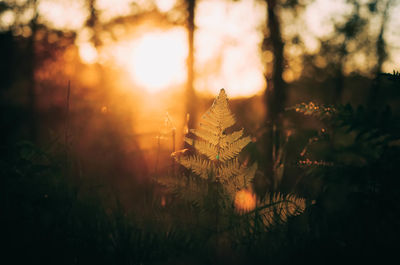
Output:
[
  {"xmin": 201, "ymin": 110, "xmax": 221, "ymax": 128},
  {"xmin": 217, "ymin": 158, "xmax": 241, "ymax": 180},
  {"xmin": 235, "ymin": 162, "xmax": 257, "ymax": 189},
  {"xmin": 198, "ymin": 122, "xmax": 217, "ymax": 135},
  {"xmin": 203, "ymin": 89, "xmax": 236, "ymax": 131},
  {"xmin": 213, "ymin": 106, "xmax": 236, "ymax": 131},
  {"xmin": 256, "ymin": 193, "xmax": 307, "ymax": 226},
  {"xmin": 185, "ymin": 138, "xmax": 219, "ymax": 161},
  {"xmin": 219, "ymin": 162, "xmax": 257, "ymax": 200},
  {"xmin": 221, "ymin": 129, "xmax": 244, "ymax": 147},
  {"xmin": 190, "ymin": 128, "xmax": 219, "ymax": 146},
  {"xmin": 219, "ymin": 136, "xmax": 251, "ymax": 162},
  {"xmin": 175, "ymin": 89, "xmax": 256, "ymax": 207},
  {"xmin": 177, "ymin": 155, "xmax": 213, "ymax": 179}
]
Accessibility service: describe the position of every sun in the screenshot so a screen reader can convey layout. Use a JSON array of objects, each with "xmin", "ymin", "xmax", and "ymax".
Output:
[
  {"xmin": 79, "ymin": 42, "xmax": 98, "ymax": 64},
  {"xmin": 128, "ymin": 29, "xmax": 188, "ymax": 93}
]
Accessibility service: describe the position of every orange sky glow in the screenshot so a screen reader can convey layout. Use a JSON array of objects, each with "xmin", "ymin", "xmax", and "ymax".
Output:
[
  {"xmin": 2, "ymin": 0, "xmax": 397, "ymax": 98},
  {"xmin": 76, "ymin": 0, "xmax": 268, "ymax": 98}
]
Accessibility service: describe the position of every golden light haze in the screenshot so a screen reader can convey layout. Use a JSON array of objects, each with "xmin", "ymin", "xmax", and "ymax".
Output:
[
  {"xmin": 76, "ymin": 0, "xmax": 267, "ymax": 98},
  {"xmin": 26, "ymin": 0, "xmax": 400, "ymax": 97},
  {"xmin": 113, "ymin": 29, "xmax": 188, "ymax": 93}
]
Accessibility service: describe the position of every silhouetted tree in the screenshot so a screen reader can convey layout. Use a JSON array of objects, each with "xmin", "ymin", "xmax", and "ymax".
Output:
[
  {"xmin": 368, "ymin": 0, "xmax": 396, "ymax": 108},
  {"xmin": 185, "ymin": 0, "xmax": 197, "ymax": 131},
  {"xmin": 27, "ymin": 0, "xmax": 39, "ymax": 141},
  {"xmin": 262, "ymin": 0, "xmax": 287, "ymax": 189},
  {"xmin": 1, "ymin": 0, "xmax": 40, "ymax": 140},
  {"xmin": 299, "ymin": 0, "xmax": 398, "ymax": 105},
  {"xmin": 85, "ymin": 0, "xmax": 102, "ymax": 47}
]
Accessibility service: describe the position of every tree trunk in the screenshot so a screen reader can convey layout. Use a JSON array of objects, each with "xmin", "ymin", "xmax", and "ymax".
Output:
[
  {"xmin": 263, "ymin": 0, "xmax": 286, "ymax": 190},
  {"xmin": 333, "ymin": 64, "xmax": 344, "ymax": 104},
  {"xmin": 185, "ymin": 0, "xmax": 197, "ymax": 131},
  {"xmin": 86, "ymin": 0, "xmax": 101, "ymax": 47},
  {"xmin": 27, "ymin": 0, "xmax": 38, "ymax": 141},
  {"xmin": 368, "ymin": 0, "xmax": 392, "ymax": 108}
]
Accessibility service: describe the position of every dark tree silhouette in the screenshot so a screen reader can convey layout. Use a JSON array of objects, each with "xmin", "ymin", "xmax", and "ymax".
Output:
[
  {"xmin": 185, "ymin": 0, "xmax": 197, "ymax": 131},
  {"xmin": 85, "ymin": 0, "xmax": 102, "ymax": 47},
  {"xmin": 26, "ymin": 0, "xmax": 39, "ymax": 141},
  {"xmin": 0, "ymin": 0, "xmax": 41, "ymax": 141},
  {"xmin": 263, "ymin": 0, "xmax": 286, "ymax": 189},
  {"xmin": 369, "ymin": 0, "xmax": 395, "ymax": 108}
]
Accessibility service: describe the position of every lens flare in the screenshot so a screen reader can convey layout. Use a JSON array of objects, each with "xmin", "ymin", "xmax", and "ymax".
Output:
[{"xmin": 235, "ymin": 189, "xmax": 256, "ymax": 213}]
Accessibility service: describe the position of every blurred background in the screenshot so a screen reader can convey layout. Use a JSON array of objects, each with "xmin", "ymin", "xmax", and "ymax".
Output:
[
  {"xmin": 1, "ymin": 0, "xmax": 400, "ymax": 264},
  {"xmin": 1, "ymin": 0, "xmax": 399, "ymax": 199}
]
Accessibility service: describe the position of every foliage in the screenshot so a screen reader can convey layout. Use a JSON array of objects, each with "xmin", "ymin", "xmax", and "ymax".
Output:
[
  {"xmin": 0, "ymin": 141, "xmax": 205, "ymax": 265},
  {"xmin": 176, "ymin": 88, "xmax": 257, "ymax": 199},
  {"xmin": 169, "ymin": 89, "xmax": 307, "ymax": 230},
  {"xmin": 3, "ymin": 92, "xmax": 400, "ymax": 264},
  {"xmin": 254, "ymin": 192, "xmax": 307, "ymax": 226},
  {"xmin": 382, "ymin": 69, "xmax": 400, "ymax": 82},
  {"xmin": 279, "ymin": 100, "xmax": 400, "ymax": 263}
]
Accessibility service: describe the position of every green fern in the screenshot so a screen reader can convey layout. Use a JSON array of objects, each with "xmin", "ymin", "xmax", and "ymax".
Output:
[
  {"xmin": 170, "ymin": 89, "xmax": 309, "ymax": 228},
  {"xmin": 175, "ymin": 89, "xmax": 256, "ymax": 199},
  {"xmin": 256, "ymin": 193, "xmax": 307, "ymax": 227}
]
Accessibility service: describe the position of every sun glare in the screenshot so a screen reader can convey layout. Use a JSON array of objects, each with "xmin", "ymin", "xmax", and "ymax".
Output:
[
  {"xmin": 195, "ymin": 0, "xmax": 266, "ymax": 98},
  {"xmin": 79, "ymin": 42, "xmax": 98, "ymax": 64},
  {"xmin": 128, "ymin": 29, "xmax": 188, "ymax": 93},
  {"xmin": 103, "ymin": 28, "xmax": 188, "ymax": 93},
  {"xmin": 75, "ymin": 0, "xmax": 267, "ymax": 98}
]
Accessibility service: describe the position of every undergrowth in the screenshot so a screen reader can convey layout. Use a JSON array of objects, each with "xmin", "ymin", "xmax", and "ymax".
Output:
[{"xmin": 2, "ymin": 84, "xmax": 400, "ymax": 265}]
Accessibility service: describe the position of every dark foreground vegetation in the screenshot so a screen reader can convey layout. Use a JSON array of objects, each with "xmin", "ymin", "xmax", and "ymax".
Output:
[{"xmin": 2, "ymin": 75, "xmax": 400, "ymax": 265}]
